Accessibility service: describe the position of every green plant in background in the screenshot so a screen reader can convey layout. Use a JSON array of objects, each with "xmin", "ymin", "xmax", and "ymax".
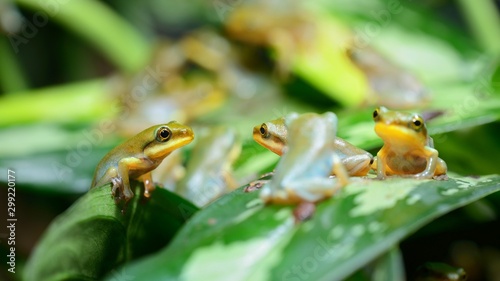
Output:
[{"xmin": 0, "ymin": 0, "xmax": 499, "ymax": 280}]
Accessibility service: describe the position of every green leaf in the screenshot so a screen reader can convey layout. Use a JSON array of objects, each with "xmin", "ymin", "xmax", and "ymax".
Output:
[
  {"xmin": 24, "ymin": 182, "xmax": 198, "ymax": 281},
  {"xmin": 115, "ymin": 175, "xmax": 500, "ymax": 281},
  {"xmin": 0, "ymin": 79, "xmax": 112, "ymax": 127},
  {"xmin": 15, "ymin": 0, "xmax": 151, "ymax": 73},
  {"xmin": 371, "ymin": 247, "xmax": 405, "ymax": 281}
]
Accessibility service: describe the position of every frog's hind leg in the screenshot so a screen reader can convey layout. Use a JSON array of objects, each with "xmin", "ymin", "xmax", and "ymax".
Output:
[{"xmin": 332, "ymin": 154, "xmax": 350, "ymax": 187}]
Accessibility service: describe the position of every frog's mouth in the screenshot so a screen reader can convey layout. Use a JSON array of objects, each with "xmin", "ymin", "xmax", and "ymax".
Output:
[
  {"xmin": 145, "ymin": 131, "xmax": 194, "ymax": 159},
  {"xmin": 374, "ymin": 123, "xmax": 425, "ymax": 145}
]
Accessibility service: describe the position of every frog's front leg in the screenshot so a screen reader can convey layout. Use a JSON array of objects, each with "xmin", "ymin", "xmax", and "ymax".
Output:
[
  {"xmin": 411, "ymin": 147, "xmax": 438, "ymax": 179},
  {"xmin": 434, "ymin": 158, "xmax": 448, "ymax": 180},
  {"xmin": 376, "ymin": 150, "xmax": 388, "ymax": 179},
  {"xmin": 116, "ymin": 158, "xmax": 143, "ymax": 201}
]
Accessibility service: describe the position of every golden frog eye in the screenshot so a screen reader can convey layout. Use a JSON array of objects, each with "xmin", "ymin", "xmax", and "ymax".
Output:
[
  {"xmin": 411, "ymin": 115, "xmax": 424, "ymax": 131},
  {"xmin": 156, "ymin": 126, "xmax": 172, "ymax": 142},
  {"xmin": 260, "ymin": 123, "xmax": 270, "ymax": 138},
  {"xmin": 372, "ymin": 108, "xmax": 380, "ymax": 121}
]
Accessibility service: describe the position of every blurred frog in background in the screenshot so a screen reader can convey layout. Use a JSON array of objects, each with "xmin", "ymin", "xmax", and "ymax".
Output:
[
  {"xmin": 175, "ymin": 126, "xmax": 241, "ymax": 207},
  {"xmin": 113, "ymin": 70, "xmax": 226, "ymax": 137},
  {"xmin": 111, "ymin": 30, "xmax": 236, "ymax": 136},
  {"xmin": 372, "ymin": 106, "xmax": 447, "ymax": 179},
  {"xmin": 224, "ymin": 0, "xmax": 317, "ymax": 77},
  {"xmin": 224, "ymin": 0, "xmax": 430, "ymax": 108},
  {"xmin": 259, "ymin": 112, "xmax": 349, "ymax": 204},
  {"xmin": 253, "ymin": 114, "xmax": 373, "ymax": 177},
  {"xmin": 348, "ymin": 46, "xmax": 430, "ymax": 109}
]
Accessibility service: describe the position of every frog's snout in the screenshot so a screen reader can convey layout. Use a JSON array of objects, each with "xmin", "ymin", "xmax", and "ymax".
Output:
[{"xmin": 179, "ymin": 127, "xmax": 195, "ymax": 141}]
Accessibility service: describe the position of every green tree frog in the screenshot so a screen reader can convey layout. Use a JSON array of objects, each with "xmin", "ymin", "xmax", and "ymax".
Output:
[
  {"xmin": 91, "ymin": 121, "xmax": 194, "ymax": 201},
  {"xmin": 253, "ymin": 114, "xmax": 373, "ymax": 176},
  {"xmin": 175, "ymin": 126, "xmax": 241, "ymax": 207},
  {"xmin": 372, "ymin": 106, "xmax": 447, "ymax": 179},
  {"xmin": 260, "ymin": 112, "xmax": 350, "ymax": 204}
]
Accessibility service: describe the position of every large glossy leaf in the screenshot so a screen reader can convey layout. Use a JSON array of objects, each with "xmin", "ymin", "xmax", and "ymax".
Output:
[
  {"xmin": 23, "ymin": 183, "xmax": 198, "ymax": 281},
  {"xmin": 115, "ymin": 174, "xmax": 500, "ymax": 281}
]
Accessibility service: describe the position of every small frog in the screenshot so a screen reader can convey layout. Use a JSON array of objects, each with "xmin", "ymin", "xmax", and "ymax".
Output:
[
  {"xmin": 175, "ymin": 126, "xmax": 241, "ymax": 207},
  {"xmin": 91, "ymin": 121, "xmax": 194, "ymax": 201},
  {"xmin": 372, "ymin": 107, "xmax": 447, "ymax": 179},
  {"xmin": 253, "ymin": 114, "xmax": 373, "ymax": 176},
  {"xmin": 260, "ymin": 112, "xmax": 349, "ymax": 204},
  {"xmin": 415, "ymin": 262, "xmax": 467, "ymax": 281}
]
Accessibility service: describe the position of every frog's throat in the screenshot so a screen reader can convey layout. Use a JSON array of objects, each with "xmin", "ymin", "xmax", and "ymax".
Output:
[{"xmin": 374, "ymin": 123, "xmax": 426, "ymax": 147}]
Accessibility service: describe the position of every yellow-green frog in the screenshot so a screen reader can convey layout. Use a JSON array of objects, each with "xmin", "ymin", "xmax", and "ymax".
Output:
[
  {"xmin": 253, "ymin": 114, "xmax": 373, "ymax": 176},
  {"xmin": 260, "ymin": 112, "xmax": 350, "ymax": 204},
  {"xmin": 91, "ymin": 121, "xmax": 194, "ymax": 201},
  {"xmin": 372, "ymin": 106, "xmax": 447, "ymax": 179},
  {"xmin": 175, "ymin": 126, "xmax": 241, "ymax": 207}
]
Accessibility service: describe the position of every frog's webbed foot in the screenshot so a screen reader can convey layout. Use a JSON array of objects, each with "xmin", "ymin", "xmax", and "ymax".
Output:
[
  {"xmin": 111, "ymin": 177, "xmax": 123, "ymax": 197},
  {"xmin": 293, "ymin": 202, "xmax": 316, "ymax": 224},
  {"xmin": 110, "ymin": 177, "xmax": 134, "ymax": 202},
  {"xmin": 433, "ymin": 174, "xmax": 449, "ymax": 181},
  {"xmin": 244, "ymin": 180, "xmax": 269, "ymax": 192},
  {"xmin": 244, "ymin": 172, "xmax": 274, "ymax": 193}
]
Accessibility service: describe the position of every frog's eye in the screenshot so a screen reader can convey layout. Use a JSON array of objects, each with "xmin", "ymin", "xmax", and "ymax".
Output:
[
  {"xmin": 372, "ymin": 108, "xmax": 380, "ymax": 121},
  {"xmin": 260, "ymin": 123, "xmax": 270, "ymax": 138},
  {"xmin": 411, "ymin": 115, "xmax": 424, "ymax": 131},
  {"xmin": 156, "ymin": 127, "xmax": 172, "ymax": 142}
]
